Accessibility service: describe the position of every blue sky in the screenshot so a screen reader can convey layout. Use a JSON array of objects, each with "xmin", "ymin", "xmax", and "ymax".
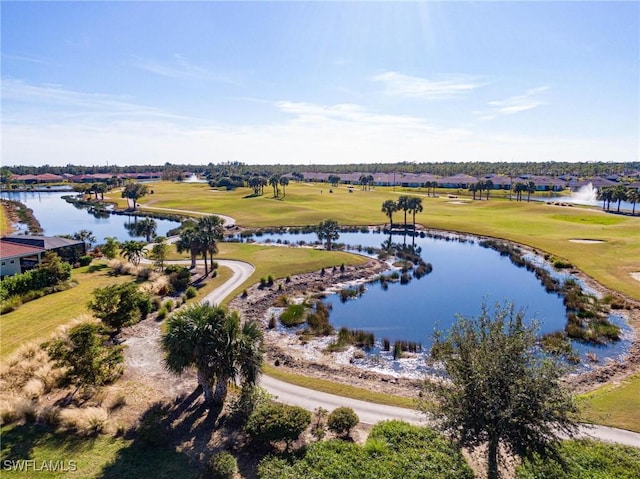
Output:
[{"xmin": 2, "ymin": 1, "xmax": 638, "ymax": 167}]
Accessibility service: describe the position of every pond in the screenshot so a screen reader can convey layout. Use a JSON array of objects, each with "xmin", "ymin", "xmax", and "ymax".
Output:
[
  {"xmin": 241, "ymin": 229, "xmax": 632, "ymax": 374},
  {"xmin": 0, "ymin": 191, "xmax": 181, "ymax": 243}
]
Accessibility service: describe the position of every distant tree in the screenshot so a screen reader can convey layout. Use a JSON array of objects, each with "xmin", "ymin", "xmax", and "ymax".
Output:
[
  {"xmin": 245, "ymin": 402, "xmax": 312, "ymax": 450},
  {"xmin": 197, "ymin": 215, "xmax": 224, "ymax": 275},
  {"xmin": 316, "ymin": 219, "xmax": 340, "ymax": 250},
  {"xmin": 597, "ymin": 187, "xmax": 613, "ymax": 211},
  {"xmin": 120, "ymin": 240, "xmax": 146, "ymax": 266},
  {"xmin": 611, "ymin": 185, "xmax": 628, "ymax": 213},
  {"xmin": 526, "ymin": 181, "xmax": 536, "ymax": 202},
  {"xmin": 469, "ymin": 183, "xmax": 478, "ymax": 200},
  {"xmin": 102, "ymin": 236, "xmax": 120, "ymax": 259},
  {"xmin": 396, "ymin": 195, "xmax": 411, "ymax": 229},
  {"xmin": 381, "ymin": 199, "xmax": 398, "ymax": 227},
  {"xmin": 175, "ymin": 221, "xmax": 202, "ymax": 269},
  {"xmin": 422, "ymin": 302, "xmax": 578, "ymax": 479},
  {"xmin": 88, "ymin": 282, "xmax": 151, "ymax": 336},
  {"xmin": 44, "ymin": 322, "xmax": 124, "ymax": 399},
  {"xmin": 121, "ymin": 181, "xmax": 148, "ymax": 210},
  {"xmin": 408, "ymin": 196, "xmax": 423, "ymax": 229},
  {"xmin": 327, "ymin": 407, "xmax": 359, "ymax": 438},
  {"xmin": 135, "ymin": 217, "xmax": 158, "ymax": 242},
  {"xmin": 269, "ymin": 175, "xmax": 280, "ymax": 198},
  {"xmin": 484, "ymin": 180, "xmax": 494, "ymax": 200},
  {"xmin": 279, "ymin": 176, "xmax": 289, "ymax": 197},
  {"xmin": 627, "ymin": 188, "xmax": 639, "ymax": 215},
  {"xmin": 72, "ymin": 229, "xmax": 97, "ymax": 249},
  {"xmin": 148, "ymin": 236, "xmax": 169, "ymax": 271},
  {"xmin": 327, "ymin": 175, "xmax": 341, "ymax": 187},
  {"xmin": 91, "ymin": 182, "xmax": 108, "ymax": 200}
]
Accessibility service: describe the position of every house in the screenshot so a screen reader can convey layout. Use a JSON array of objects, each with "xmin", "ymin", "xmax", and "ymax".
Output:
[
  {"xmin": 0, "ymin": 235, "xmax": 86, "ymax": 278},
  {"xmin": 437, "ymin": 174, "xmax": 479, "ymax": 189}
]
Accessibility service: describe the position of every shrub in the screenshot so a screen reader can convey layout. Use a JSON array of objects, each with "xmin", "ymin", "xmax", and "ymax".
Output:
[
  {"xmin": 185, "ymin": 286, "xmax": 197, "ymax": 299},
  {"xmin": 156, "ymin": 307, "xmax": 168, "ymax": 320},
  {"xmin": 279, "ymin": 304, "xmax": 306, "ymax": 327},
  {"xmin": 245, "ymin": 402, "xmax": 311, "ymax": 449},
  {"xmin": 79, "ymin": 255, "xmax": 93, "ymax": 267},
  {"xmin": 327, "ymin": 407, "xmax": 359, "ymax": 438},
  {"xmin": 208, "ymin": 451, "xmax": 237, "ymax": 479},
  {"xmin": 137, "ymin": 403, "xmax": 171, "ymax": 447}
]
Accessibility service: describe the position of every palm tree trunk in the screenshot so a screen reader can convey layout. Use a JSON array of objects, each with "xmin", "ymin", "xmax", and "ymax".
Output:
[
  {"xmin": 197, "ymin": 369, "xmax": 214, "ymax": 403},
  {"xmin": 190, "ymin": 252, "xmax": 197, "ymax": 269},
  {"xmin": 213, "ymin": 375, "xmax": 229, "ymax": 405}
]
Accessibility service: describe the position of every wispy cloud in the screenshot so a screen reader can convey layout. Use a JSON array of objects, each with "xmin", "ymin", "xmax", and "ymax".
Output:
[
  {"xmin": 373, "ymin": 71, "xmax": 483, "ymax": 99},
  {"xmin": 133, "ymin": 54, "xmax": 233, "ymax": 83},
  {"xmin": 480, "ymin": 86, "xmax": 549, "ymax": 120},
  {"xmin": 2, "ymin": 53, "xmax": 51, "ymax": 66},
  {"xmin": 2, "ymin": 79, "xmax": 188, "ymax": 122}
]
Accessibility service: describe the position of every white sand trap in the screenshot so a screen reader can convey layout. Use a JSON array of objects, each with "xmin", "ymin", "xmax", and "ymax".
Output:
[
  {"xmin": 569, "ymin": 239, "xmax": 605, "ymax": 244},
  {"xmin": 447, "ymin": 201, "xmax": 470, "ymax": 205},
  {"xmin": 631, "ymin": 272, "xmax": 640, "ymax": 282}
]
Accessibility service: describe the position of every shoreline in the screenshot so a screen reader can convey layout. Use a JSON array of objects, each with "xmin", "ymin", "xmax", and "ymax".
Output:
[{"xmin": 228, "ymin": 236, "xmax": 640, "ymax": 398}]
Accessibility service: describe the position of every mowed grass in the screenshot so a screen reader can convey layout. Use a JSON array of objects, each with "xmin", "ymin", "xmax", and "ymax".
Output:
[
  {"xmin": 579, "ymin": 373, "xmax": 640, "ymax": 433},
  {"xmin": 0, "ymin": 424, "xmax": 200, "ymax": 479},
  {"xmin": 1, "ymin": 264, "xmax": 132, "ymax": 358},
  {"xmin": 113, "ymin": 181, "xmax": 640, "ymax": 300}
]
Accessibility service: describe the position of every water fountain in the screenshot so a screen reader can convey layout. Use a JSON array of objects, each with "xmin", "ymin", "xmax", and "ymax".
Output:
[{"xmin": 569, "ymin": 182, "xmax": 598, "ymax": 206}]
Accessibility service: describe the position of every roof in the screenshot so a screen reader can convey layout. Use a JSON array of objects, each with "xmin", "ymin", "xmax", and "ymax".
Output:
[
  {"xmin": 0, "ymin": 240, "xmax": 44, "ymax": 260},
  {"xmin": 1, "ymin": 235, "xmax": 84, "ymax": 250}
]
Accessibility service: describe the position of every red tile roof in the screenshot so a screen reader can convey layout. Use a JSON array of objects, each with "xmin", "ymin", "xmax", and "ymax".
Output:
[{"xmin": 0, "ymin": 240, "xmax": 44, "ymax": 260}]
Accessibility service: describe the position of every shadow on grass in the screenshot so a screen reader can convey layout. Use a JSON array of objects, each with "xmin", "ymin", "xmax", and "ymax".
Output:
[{"xmin": 97, "ymin": 388, "xmax": 223, "ymax": 479}]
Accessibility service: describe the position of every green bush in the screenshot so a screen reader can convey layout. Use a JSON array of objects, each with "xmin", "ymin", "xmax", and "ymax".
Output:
[
  {"xmin": 516, "ymin": 439, "xmax": 640, "ymax": 479},
  {"xmin": 185, "ymin": 286, "xmax": 197, "ymax": 299},
  {"xmin": 279, "ymin": 304, "xmax": 306, "ymax": 327},
  {"xmin": 79, "ymin": 255, "xmax": 93, "ymax": 266},
  {"xmin": 208, "ymin": 451, "xmax": 237, "ymax": 479},
  {"xmin": 245, "ymin": 402, "xmax": 311, "ymax": 449},
  {"xmin": 327, "ymin": 407, "xmax": 359, "ymax": 437},
  {"xmin": 258, "ymin": 420, "xmax": 473, "ymax": 479}
]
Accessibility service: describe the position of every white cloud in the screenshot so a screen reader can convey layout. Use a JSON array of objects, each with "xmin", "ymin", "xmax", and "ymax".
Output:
[
  {"xmin": 133, "ymin": 54, "xmax": 233, "ymax": 83},
  {"xmin": 373, "ymin": 71, "xmax": 483, "ymax": 99},
  {"xmin": 480, "ymin": 86, "xmax": 549, "ymax": 120}
]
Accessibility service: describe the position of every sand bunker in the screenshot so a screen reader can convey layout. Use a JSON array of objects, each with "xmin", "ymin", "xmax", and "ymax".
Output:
[
  {"xmin": 569, "ymin": 239, "xmax": 605, "ymax": 244},
  {"xmin": 447, "ymin": 201, "xmax": 470, "ymax": 205},
  {"xmin": 631, "ymin": 272, "xmax": 640, "ymax": 283}
]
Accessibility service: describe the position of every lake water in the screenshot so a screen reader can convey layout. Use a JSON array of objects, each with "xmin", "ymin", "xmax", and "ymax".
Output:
[
  {"xmin": 246, "ymin": 229, "xmax": 632, "ymax": 372},
  {"xmin": 0, "ymin": 191, "xmax": 181, "ymax": 243}
]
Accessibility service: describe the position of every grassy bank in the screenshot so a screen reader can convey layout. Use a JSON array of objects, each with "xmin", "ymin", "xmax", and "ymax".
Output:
[
  {"xmin": 108, "ymin": 181, "xmax": 640, "ymax": 300},
  {"xmin": 579, "ymin": 372, "xmax": 640, "ymax": 433}
]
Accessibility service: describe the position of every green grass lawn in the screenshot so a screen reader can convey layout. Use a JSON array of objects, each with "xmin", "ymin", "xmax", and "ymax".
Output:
[
  {"xmin": 106, "ymin": 181, "xmax": 640, "ymax": 300},
  {"xmin": 0, "ymin": 424, "xmax": 201, "ymax": 479},
  {"xmin": 579, "ymin": 372, "xmax": 640, "ymax": 433},
  {"xmin": 1, "ymin": 264, "xmax": 133, "ymax": 359}
]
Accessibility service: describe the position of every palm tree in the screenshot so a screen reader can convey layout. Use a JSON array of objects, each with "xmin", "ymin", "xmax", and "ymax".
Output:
[
  {"xmin": 279, "ymin": 176, "xmax": 289, "ymax": 197},
  {"xmin": 611, "ymin": 185, "xmax": 628, "ymax": 213},
  {"xmin": 211, "ymin": 311, "xmax": 263, "ymax": 404},
  {"xmin": 161, "ymin": 303, "xmax": 263, "ymax": 406},
  {"xmin": 484, "ymin": 180, "xmax": 493, "ymax": 200},
  {"xmin": 102, "ymin": 236, "xmax": 120, "ymax": 259},
  {"xmin": 120, "ymin": 240, "xmax": 146, "ymax": 266},
  {"xmin": 597, "ymin": 187, "xmax": 613, "ymax": 211},
  {"xmin": 408, "ymin": 196, "xmax": 423, "ymax": 229},
  {"xmin": 316, "ymin": 219, "xmax": 340, "ymax": 250},
  {"xmin": 175, "ymin": 222, "xmax": 203, "ymax": 269},
  {"xmin": 381, "ymin": 199, "xmax": 398, "ymax": 228},
  {"xmin": 397, "ymin": 195, "xmax": 411, "ymax": 229},
  {"xmin": 197, "ymin": 215, "xmax": 224, "ymax": 274},
  {"xmin": 72, "ymin": 229, "xmax": 97, "ymax": 249},
  {"xmin": 269, "ymin": 175, "xmax": 280, "ymax": 198},
  {"xmin": 137, "ymin": 217, "xmax": 157, "ymax": 242},
  {"xmin": 469, "ymin": 183, "xmax": 477, "ymax": 200},
  {"xmin": 627, "ymin": 188, "xmax": 640, "ymax": 215},
  {"xmin": 526, "ymin": 181, "xmax": 536, "ymax": 202}
]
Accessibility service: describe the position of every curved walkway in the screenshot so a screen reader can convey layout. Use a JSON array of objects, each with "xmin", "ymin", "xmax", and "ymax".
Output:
[{"xmin": 136, "ymin": 235, "xmax": 640, "ymax": 448}]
